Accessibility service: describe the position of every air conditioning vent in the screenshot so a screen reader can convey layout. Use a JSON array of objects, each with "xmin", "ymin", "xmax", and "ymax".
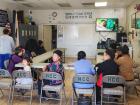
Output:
[
  {"xmin": 57, "ymin": 3, "xmax": 72, "ymax": 7},
  {"xmin": 21, "ymin": 3, "xmax": 34, "ymax": 7},
  {"xmin": 13, "ymin": 0, "xmax": 26, "ymax": 1},
  {"xmin": 82, "ymin": 2, "xmax": 94, "ymax": 6}
]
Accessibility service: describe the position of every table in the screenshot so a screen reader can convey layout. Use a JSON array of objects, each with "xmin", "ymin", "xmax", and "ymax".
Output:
[
  {"xmin": 15, "ymin": 62, "xmax": 74, "ymax": 70},
  {"xmin": 32, "ymin": 48, "xmax": 66, "ymax": 63},
  {"xmin": 15, "ymin": 63, "xmax": 49, "ymax": 69}
]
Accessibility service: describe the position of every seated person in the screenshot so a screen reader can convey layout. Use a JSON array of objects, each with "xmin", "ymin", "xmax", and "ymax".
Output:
[
  {"xmin": 95, "ymin": 49, "xmax": 119, "ymax": 103},
  {"xmin": 16, "ymin": 58, "xmax": 32, "ymax": 85},
  {"xmin": 38, "ymin": 50, "xmax": 64, "ymax": 97},
  {"xmin": 73, "ymin": 51, "xmax": 95, "ymax": 88},
  {"xmin": 8, "ymin": 47, "xmax": 24, "ymax": 74},
  {"xmin": 38, "ymin": 40, "xmax": 46, "ymax": 55},
  {"xmin": 115, "ymin": 46, "xmax": 122, "ymax": 59},
  {"xmin": 115, "ymin": 45, "xmax": 134, "ymax": 81}
]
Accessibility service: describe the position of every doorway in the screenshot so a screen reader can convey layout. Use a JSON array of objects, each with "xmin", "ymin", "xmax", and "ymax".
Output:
[{"xmin": 43, "ymin": 25, "xmax": 57, "ymax": 51}]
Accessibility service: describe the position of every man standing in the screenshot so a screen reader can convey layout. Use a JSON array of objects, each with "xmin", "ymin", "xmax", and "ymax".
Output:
[{"xmin": 0, "ymin": 28, "xmax": 15, "ymax": 69}]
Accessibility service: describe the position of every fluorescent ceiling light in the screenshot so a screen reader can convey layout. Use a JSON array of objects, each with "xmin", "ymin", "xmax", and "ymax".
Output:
[{"xmin": 95, "ymin": 2, "xmax": 107, "ymax": 7}]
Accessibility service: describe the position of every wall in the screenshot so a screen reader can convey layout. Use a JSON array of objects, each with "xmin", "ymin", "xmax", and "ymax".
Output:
[
  {"xmin": 126, "ymin": 0, "xmax": 140, "ymax": 62},
  {"xmin": 31, "ymin": 8, "xmax": 126, "ymax": 58}
]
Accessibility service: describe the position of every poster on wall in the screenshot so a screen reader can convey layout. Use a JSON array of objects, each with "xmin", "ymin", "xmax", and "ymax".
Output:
[
  {"xmin": 0, "ymin": 10, "xmax": 8, "ymax": 27},
  {"xmin": 57, "ymin": 25, "xmax": 64, "ymax": 41}
]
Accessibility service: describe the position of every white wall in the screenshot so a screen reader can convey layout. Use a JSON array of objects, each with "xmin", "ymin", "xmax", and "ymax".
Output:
[
  {"xmin": 126, "ymin": 0, "xmax": 140, "ymax": 62},
  {"xmin": 31, "ymin": 8, "xmax": 126, "ymax": 58}
]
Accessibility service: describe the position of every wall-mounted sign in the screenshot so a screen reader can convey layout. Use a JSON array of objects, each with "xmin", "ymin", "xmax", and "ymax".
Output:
[
  {"xmin": 47, "ymin": 9, "xmax": 95, "ymax": 24},
  {"xmin": 65, "ymin": 11, "xmax": 93, "ymax": 20}
]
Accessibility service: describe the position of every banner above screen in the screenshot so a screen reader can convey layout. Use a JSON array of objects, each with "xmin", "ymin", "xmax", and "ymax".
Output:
[{"xmin": 47, "ymin": 9, "xmax": 95, "ymax": 24}]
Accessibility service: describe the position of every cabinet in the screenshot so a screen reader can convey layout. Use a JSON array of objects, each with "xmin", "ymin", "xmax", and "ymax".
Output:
[{"xmin": 18, "ymin": 24, "xmax": 38, "ymax": 47}]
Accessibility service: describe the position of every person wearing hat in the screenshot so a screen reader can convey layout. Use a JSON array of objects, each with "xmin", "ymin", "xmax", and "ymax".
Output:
[
  {"xmin": 7, "ymin": 46, "xmax": 24, "ymax": 74},
  {"xmin": 95, "ymin": 49, "xmax": 119, "ymax": 104},
  {"xmin": 0, "ymin": 28, "xmax": 15, "ymax": 69},
  {"xmin": 38, "ymin": 50, "xmax": 64, "ymax": 98}
]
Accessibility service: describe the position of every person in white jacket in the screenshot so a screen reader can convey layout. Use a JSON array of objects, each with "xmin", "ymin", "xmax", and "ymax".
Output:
[{"xmin": 0, "ymin": 28, "xmax": 15, "ymax": 69}]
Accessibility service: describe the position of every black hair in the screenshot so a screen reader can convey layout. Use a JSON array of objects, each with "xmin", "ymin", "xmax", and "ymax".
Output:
[
  {"xmin": 53, "ymin": 50, "xmax": 62, "ymax": 58},
  {"xmin": 3, "ymin": 28, "xmax": 9, "ymax": 34},
  {"xmin": 25, "ymin": 38, "xmax": 39, "ymax": 54},
  {"xmin": 121, "ymin": 45, "xmax": 129, "ymax": 55},
  {"xmin": 38, "ymin": 40, "xmax": 43, "ymax": 46},
  {"xmin": 105, "ymin": 49, "xmax": 115, "ymax": 60},
  {"xmin": 14, "ymin": 46, "xmax": 23, "ymax": 55},
  {"xmin": 77, "ymin": 51, "xmax": 86, "ymax": 60}
]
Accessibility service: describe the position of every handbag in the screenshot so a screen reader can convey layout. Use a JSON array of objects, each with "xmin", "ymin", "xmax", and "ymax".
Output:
[{"xmin": 78, "ymin": 96, "xmax": 92, "ymax": 105}]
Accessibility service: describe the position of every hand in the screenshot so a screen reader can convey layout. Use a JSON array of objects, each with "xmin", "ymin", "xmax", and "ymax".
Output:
[{"xmin": 115, "ymin": 53, "xmax": 119, "ymax": 59}]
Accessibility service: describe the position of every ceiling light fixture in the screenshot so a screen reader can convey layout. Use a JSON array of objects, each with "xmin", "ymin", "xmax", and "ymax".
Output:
[{"xmin": 95, "ymin": 2, "xmax": 107, "ymax": 7}]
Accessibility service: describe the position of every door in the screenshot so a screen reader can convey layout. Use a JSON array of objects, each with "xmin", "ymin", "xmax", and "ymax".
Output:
[{"xmin": 43, "ymin": 25, "xmax": 52, "ymax": 51}]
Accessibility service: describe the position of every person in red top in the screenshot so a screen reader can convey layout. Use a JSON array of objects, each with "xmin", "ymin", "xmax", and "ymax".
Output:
[{"xmin": 95, "ymin": 49, "xmax": 119, "ymax": 104}]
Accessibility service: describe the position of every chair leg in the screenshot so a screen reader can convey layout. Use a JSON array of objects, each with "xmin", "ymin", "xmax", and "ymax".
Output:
[
  {"xmin": 30, "ymin": 86, "xmax": 33, "ymax": 105},
  {"xmin": 60, "ymin": 90, "xmax": 62, "ymax": 105},
  {"xmin": 11, "ymin": 85, "xmax": 15, "ymax": 105},
  {"xmin": 40, "ymin": 89, "xmax": 43, "ymax": 105},
  {"xmin": 71, "ymin": 91, "xmax": 74, "ymax": 105},
  {"xmin": 0, "ymin": 88, "xmax": 4, "ymax": 96},
  {"xmin": 63, "ymin": 89, "xmax": 67, "ymax": 105},
  {"xmin": 8, "ymin": 86, "xmax": 12, "ymax": 105}
]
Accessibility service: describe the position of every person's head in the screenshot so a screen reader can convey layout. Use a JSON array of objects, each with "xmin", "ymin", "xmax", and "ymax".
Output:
[
  {"xmin": 116, "ymin": 47, "xmax": 122, "ymax": 56},
  {"xmin": 22, "ymin": 57, "xmax": 31, "ymax": 66},
  {"xmin": 25, "ymin": 38, "xmax": 39, "ymax": 53},
  {"xmin": 3, "ymin": 28, "xmax": 10, "ymax": 35},
  {"xmin": 52, "ymin": 50, "xmax": 62, "ymax": 62},
  {"xmin": 101, "ymin": 20, "xmax": 106, "ymax": 27},
  {"xmin": 103, "ymin": 49, "xmax": 115, "ymax": 61},
  {"xmin": 38, "ymin": 40, "xmax": 43, "ymax": 47},
  {"xmin": 121, "ymin": 45, "xmax": 129, "ymax": 55},
  {"xmin": 77, "ymin": 51, "xmax": 86, "ymax": 60},
  {"xmin": 15, "ymin": 47, "xmax": 24, "ymax": 56}
]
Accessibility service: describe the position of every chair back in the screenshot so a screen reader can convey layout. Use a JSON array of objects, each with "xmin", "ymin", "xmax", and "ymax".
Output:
[
  {"xmin": 4, "ymin": 60, "xmax": 9, "ymax": 69},
  {"xmin": 103, "ymin": 75, "xmax": 125, "ymax": 85},
  {"xmin": 0, "ymin": 69, "xmax": 11, "ymax": 78},
  {"xmin": 73, "ymin": 74, "xmax": 96, "ymax": 84},
  {"xmin": 42, "ymin": 72, "xmax": 62, "ymax": 81},
  {"xmin": 12, "ymin": 70, "xmax": 32, "ymax": 79}
]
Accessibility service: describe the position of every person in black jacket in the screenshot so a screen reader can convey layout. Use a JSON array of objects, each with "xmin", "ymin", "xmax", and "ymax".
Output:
[
  {"xmin": 38, "ymin": 40, "xmax": 46, "ymax": 55},
  {"xmin": 95, "ymin": 49, "xmax": 119, "ymax": 104}
]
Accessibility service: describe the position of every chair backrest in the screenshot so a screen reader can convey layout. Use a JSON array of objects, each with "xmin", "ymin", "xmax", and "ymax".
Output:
[
  {"xmin": 0, "ymin": 69, "xmax": 11, "ymax": 78},
  {"xmin": 4, "ymin": 60, "xmax": 9, "ymax": 69},
  {"xmin": 73, "ymin": 74, "xmax": 96, "ymax": 84},
  {"xmin": 42, "ymin": 72, "xmax": 62, "ymax": 81},
  {"xmin": 12, "ymin": 70, "xmax": 32, "ymax": 79},
  {"xmin": 103, "ymin": 75, "xmax": 125, "ymax": 85}
]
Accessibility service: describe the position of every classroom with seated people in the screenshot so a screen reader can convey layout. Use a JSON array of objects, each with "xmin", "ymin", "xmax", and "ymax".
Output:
[{"xmin": 0, "ymin": 0, "xmax": 140, "ymax": 105}]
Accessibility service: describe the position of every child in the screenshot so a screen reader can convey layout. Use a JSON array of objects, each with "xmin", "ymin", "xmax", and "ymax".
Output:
[
  {"xmin": 38, "ymin": 50, "xmax": 64, "ymax": 97},
  {"xmin": 8, "ymin": 47, "xmax": 24, "ymax": 74},
  {"xmin": 16, "ymin": 58, "xmax": 33, "ymax": 85}
]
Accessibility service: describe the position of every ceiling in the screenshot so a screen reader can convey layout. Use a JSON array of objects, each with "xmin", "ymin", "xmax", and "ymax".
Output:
[{"xmin": 2, "ymin": 0, "xmax": 137, "ymax": 9}]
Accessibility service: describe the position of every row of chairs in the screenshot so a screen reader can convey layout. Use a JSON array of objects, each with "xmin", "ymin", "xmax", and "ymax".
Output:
[
  {"xmin": 72, "ymin": 74, "xmax": 126, "ymax": 105},
  {"xmin": 0, "ymin": 69, "xmax": 66, "ymax": 105},
  {"xmin": 0, "ymin": 69, "xmax": 126, "ymax": 105}
]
